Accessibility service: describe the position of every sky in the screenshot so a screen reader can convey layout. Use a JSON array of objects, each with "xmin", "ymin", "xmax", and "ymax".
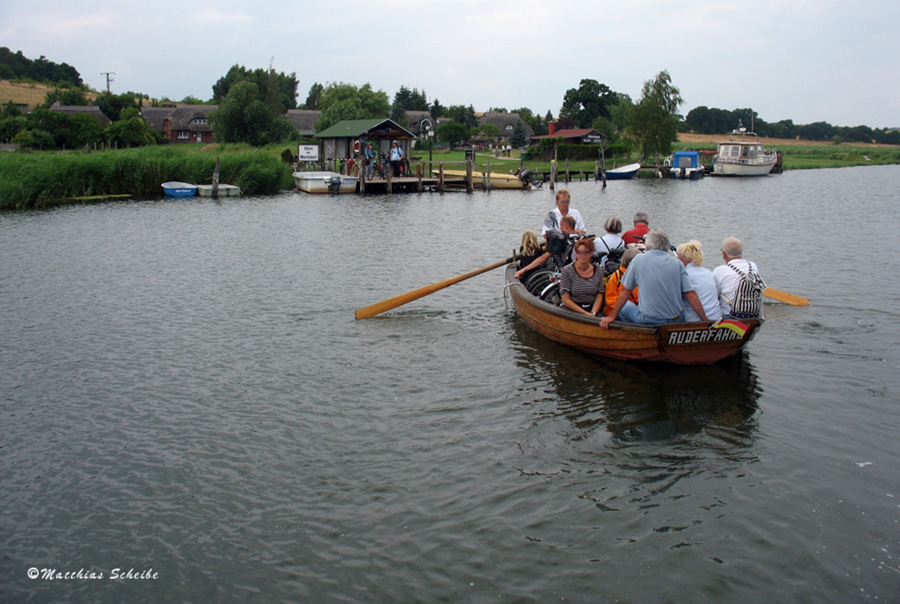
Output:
[{"xmin": 2, "ymin": 0, "xmax": 898, "ymax": 128}]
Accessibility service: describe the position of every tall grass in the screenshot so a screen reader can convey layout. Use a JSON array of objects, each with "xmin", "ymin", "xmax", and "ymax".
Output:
[{"xmin": 0, "ymin": 146, "xmax": 293, "ymax": 210}]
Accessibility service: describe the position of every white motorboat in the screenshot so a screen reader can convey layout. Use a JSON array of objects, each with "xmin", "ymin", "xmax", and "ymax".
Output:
[
  {"xmin": 712, "ymin": 128, "xmax": 778, "ymax": 176},
  {"xmin": 293, "ymin": 171, "xmax": 359, "ymax": 194}
]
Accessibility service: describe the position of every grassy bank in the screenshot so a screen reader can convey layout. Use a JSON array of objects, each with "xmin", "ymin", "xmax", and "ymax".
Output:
[{"xmin": 0, "ymin": 144, "xmax": 295, "ymax": 210}]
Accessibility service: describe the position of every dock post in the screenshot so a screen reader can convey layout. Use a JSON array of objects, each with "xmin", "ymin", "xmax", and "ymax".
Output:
[
  {"xmin": 565, "ymin": 158, "xmax": 570, "ymax": 182},
  {"xmin": 550, "ymin": 160, "xmax": 556, "ymax": 190},
  {"xmin": 439, "ymin": 163, "xmax": 444, "ymax": 193},
  {"xmin": 486, "ymin": 158, "xmax": 491, "ymax": 191},
  {"xmin": 212, "ymin": 155, "xmax": 220, "ymax": 200},
  {"xmin": 466, "ymin": 159, "xmax": 473, "ymax": 194},
  {"xmin": 600, "ymin": 147, "xmax": 607, "ymax": 187},
  {"xmin": 417, "ymin": 161, "xmax": 422, "ymax": 192},
  {"xmin": 386, "ymin": 162, "xmax": 392, "ymax": 194}
]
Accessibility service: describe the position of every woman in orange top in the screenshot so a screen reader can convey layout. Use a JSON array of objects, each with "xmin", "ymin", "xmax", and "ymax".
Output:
[{"xmin": 603, "ymin": 247, "xmax": 640, "ymax": 315}]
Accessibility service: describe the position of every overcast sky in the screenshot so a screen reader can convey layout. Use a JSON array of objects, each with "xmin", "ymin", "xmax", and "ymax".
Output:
[{"xmin": 2, "ymin": 0, "xmax": 898, "ymax": 128}]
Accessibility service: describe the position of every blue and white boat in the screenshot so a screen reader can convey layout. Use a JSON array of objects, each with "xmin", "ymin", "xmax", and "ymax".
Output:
[
  {"xmin": 667, "ymin": 151, "xmax": 704, "ymax": 179},
  {"xmin": 602, "ymin": 163, "xmax": 641, "ymax": 180},
  {"xmin": 161, "ymin": 181, "xmax": 198, "ymax": 197}
]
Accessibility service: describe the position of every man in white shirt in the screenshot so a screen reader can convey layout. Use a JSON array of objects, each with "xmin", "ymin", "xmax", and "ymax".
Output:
[
  {"xmin": 713, "ymin": 237, "xmax": 764, "ymax": 318},
  {"xmin": 541, "ymin": 189, "xmax": 585, "ymax": 237}
]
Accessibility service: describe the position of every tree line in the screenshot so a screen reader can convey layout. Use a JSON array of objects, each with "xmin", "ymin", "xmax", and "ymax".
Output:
[{"xmin": 0, "ymin": 47, "xmax": 82, "ymax": 87}]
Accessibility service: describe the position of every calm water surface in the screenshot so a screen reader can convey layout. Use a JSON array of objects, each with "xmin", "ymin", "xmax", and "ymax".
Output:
[{"xmin": 2, "ymin": 165, "xmax": 899, "ymax": 603}]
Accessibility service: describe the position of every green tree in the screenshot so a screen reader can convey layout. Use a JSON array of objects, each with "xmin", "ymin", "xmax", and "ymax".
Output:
[
  {"xmin": 472, "ymin": 123, "xmax": 499, "ymax": 141},
  {"xmin": 303, "ymin": 82, "xmax": 324, "ymax": 109},
  {"xmin": 212, "ymin": 64, "xmax": 298, "ymax": 113},
  {"xmin": 210, "ymin": 81, "xmax": 274, "ymax": 146},
  {"xmin": 509, "ymin": 120, "xmax": 528, "ymax": 147},
  {"xmin": 436, "ymin": 121, "xmax": 470, "ymax": 148},
  {"xmin": 97, "ymin": 92, "xmax": 139, "ymax": 122},
  {"xmin": 445, "ymin": 104, "xmax": 477, "ymax": 129},
  {"xmin": 430, "ymin": 99, "xmax": 445, "ymax": 118},
  {"xmin": 559, "ymin": 79, "xmax": 616, "ymax": 128},
  {"xmin": 42, "ymin": 86, "xmax": 91, "ymax": 108},
  {"xmin": 628, "ymin": 70, "xmax": 683, "ymax": 161},
  {"xmin": 106, "ymin": 107, "xmax": 154, "ymax": 147},
  {"xmin": 65, "ymin": 113, "xmax": 106, "ymax": 147},
  {"xmin": 315, "ymin": 82, "xmax": 390, "ymax": 131}
]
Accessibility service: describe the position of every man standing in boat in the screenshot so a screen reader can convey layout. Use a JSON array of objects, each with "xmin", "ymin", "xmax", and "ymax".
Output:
[
  {"xmin": 541, "ymin": 189, "xmax": 585, "ymax": 237},
  {"xmin": 600, "ymin": 228, "xmax": 708, "ymax": 328}
]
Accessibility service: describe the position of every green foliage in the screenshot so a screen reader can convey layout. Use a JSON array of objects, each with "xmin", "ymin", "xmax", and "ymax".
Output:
[
  {"xmin": 212, "ymin": 64, "xmax": 298, "ymax": 112},
  {"xmin": 472, "ymin": 123, "xmax": 499, "ymax": 140},
  {"xmin": 629, "ymin": 70, "xmax": 682, "ymax": 160},
  {"xmin": 42, "ymin": 86, "xmax": 91, "ymax": 108},
  {"xmin": 0, "ymin": 47, "xmax": 82, "ymax": 86},
  {"xmin": 106, "ymin": 107, "xmax": 154, "ymax": 147},
  {"xmin": 445, "ymin": 105, "xmax": 478, "ymax": 129},
  {"xmin": 210, "ymin": 81, "xmax": 274, "ymax": 146},
  {"xmin": 430, "ymin": 99, "xmax": 445, "ymax": 118},
  {"xmin": 559, "ymin": 79, "xmax": 617, "ymax": 128},
  {"xmin": 435, "ymin": 121, "xmax": 470, "ymax": 148},
  {"xmin": 0, "ymin": 146, "xmax": 289, "ymax": 209},
  {"xmin": 509, "ymin": 121, "xmax": 528, "ymax": 147},
  {"xmin": 315, "ymin": 83, "xmax": 391, "ymax": 131},
  {"xmin": 96, "ymin": 92, "xmax": 139, "ymax": 122},
  {"xmin": 303, "ymin": 82, "xmax": 324, "ymax": 110}
]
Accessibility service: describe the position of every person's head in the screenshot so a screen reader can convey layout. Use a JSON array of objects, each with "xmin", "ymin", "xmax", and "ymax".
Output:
[
  {"xmin": 676, "ymin": 240, "xmax": 704, "ymax": 266},
  {"xmin": 643, "ymin": 228, "xmax": 671, "ymax": 252},
  {"xmin": 573, "ymin": 237, "xmax": 595, "ymax": 259},
  {"xmin": 604, "ymin": 216, "xmax": 623, "ymax": 234},
  {"xmin": 555, "ymin": 189, "xmax": 571, "ymax": 212},
  {"xmin": 721, "ymin": 237, "xmax": 743, "ymax": 259},
  {"xmin": 560, "ymin": 215, "xmax": 577, "ymax": 234},
  {"xmin": 633, "ymin": 212, "xmax": 649, "ymax": 226},
  {"xmin": 621, "ymin": 247, "xmax": 641, "ymax": 269},
  {"xmin": 367, "ymin": 143, "xmax": 373, "ymax": 149},
  {"xmin": 392, "ymin": 141, "xmax": 398, "ymax": 147},
  {"xmin": 520, "ymin": 230, "xmax": 540, "ymax": 255}
]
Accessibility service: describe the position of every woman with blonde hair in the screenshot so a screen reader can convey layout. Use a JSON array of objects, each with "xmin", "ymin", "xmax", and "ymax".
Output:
[
  {"xmin": 515, "ymin": 231, "xmax": 544, "ymax": 283},
  {"xmin": 675, "ymin": 240, "xmax": 721, "ymax": 322}
]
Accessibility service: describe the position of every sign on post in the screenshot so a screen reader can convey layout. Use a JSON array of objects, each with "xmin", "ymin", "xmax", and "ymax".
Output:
[{"xmin": 298, "ymin": 145, "xmax": 319, "ymax": 161}]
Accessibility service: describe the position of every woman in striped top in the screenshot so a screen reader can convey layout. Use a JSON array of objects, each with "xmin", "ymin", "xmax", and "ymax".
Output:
[{"xmin": 559, "ymin": 238, "xmax": 604, "ymax": 316}]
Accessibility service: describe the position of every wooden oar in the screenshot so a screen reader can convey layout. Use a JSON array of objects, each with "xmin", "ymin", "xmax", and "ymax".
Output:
[
  {"xmin": 355, "ymin": 255, "xmax": 516, "ymax": 320},
  {"xmin": 763, "ymin": 288, "xmax": 809, "ymax": 306}
]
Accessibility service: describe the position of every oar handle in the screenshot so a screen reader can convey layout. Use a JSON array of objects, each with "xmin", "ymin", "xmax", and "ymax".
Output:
[{"xmin": 355, "ymin": 256, "xmax": 516, "ymax": 320}]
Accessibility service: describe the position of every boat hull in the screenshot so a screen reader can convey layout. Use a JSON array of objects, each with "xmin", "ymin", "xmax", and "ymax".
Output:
[
  {"xmin": 438, "ymin": 169, "xmax": 525, "ymax": 189},
  {"xmin": 161, "ymin": 182, "xmax": 197, "ymax": 197},
  {"xmin": 293, "ymin": 171, "xmax": 359, "ymax": 194},
  {"xmin": 713, "ymin": 159, "xmax": 776, "ymax": 176},
  {"xmin": 603, "ymin": 163, "xmax": 641, "ymax": 180},
  {"xmin": 196, "ymin": 184, "xmax": 241, "ymax": 197},
  {"xmin": 506, "ymin": 266, "xmax": 762, "ymax": 364}
]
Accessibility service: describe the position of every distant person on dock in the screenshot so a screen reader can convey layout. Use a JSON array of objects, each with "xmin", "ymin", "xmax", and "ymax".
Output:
[
  {"xmin": 600, "ymin": 228, "xmax": 708, "ymax": 328},
  {"xmin": 515, "ymin": 215, "xmax": 579, "ymax": 280},
  {"xmin": 364, "ymin": 143, "xmax": 377, "ymax": 180},
  {"xmin": 559, "ymin": 238, "xmax": 605, "ymax": 316},
  {"xmin": 713, "ymin": 237, "xmax": 766, "ymax": 319},
  {"xmin": 622, "ymin": 212, "xmax": 650, "ymax": 247},
  {"xmin": 541, "ymin": 189, "xmax": 585, "ymax": 237},
  {"xmin": 390, "ymin": 141, "xmax": 404, "ymax": 177},
  {"xmin": 676, "ymin": 240, "xmax": 722, "ymax": 322}
]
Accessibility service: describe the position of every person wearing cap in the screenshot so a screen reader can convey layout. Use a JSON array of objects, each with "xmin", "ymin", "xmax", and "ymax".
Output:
[
  {"xmin": 622, "ymin": 212, "xmax": 650, "ymax": 246},
  {"xmin": 390, "ymin": 141, "xmax": 404, "ymax": 177},
  {"xmin": 541, "ymin": 189, "xmax": 585, "ymax": 237}
]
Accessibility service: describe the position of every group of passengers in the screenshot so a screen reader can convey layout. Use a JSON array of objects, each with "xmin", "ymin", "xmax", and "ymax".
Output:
[{"xmin": 514, "ymin": 189, "xmax": 766, "ymax": 327}]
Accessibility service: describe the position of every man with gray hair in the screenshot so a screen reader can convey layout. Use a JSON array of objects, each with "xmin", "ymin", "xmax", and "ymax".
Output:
[
  {"xmin": 713, "ymin": 237, "xmax": 765, "ymax": 318},
  {"xmin": 600, "ymin": 228, "xmax": 708, "ymax": 328},
  {"xmin": 622, "ymin": 212, "xmax": 650, "ymax": 246}
]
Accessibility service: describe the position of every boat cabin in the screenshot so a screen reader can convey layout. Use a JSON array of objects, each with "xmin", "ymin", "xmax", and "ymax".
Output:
[
  {"xmin": 717, "ymin": 142, "xmax": 765, "ymax": 160},
  {"xmin": 671, "ymin": 151, "xmax": 701, "ymax": 169}
]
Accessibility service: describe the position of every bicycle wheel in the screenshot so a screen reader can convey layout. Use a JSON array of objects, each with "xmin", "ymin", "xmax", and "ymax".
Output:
[
  {"xmin": 524, "ymin": 269, "xmax": 556, "ymax": 295},
  {"xmin": 539, "ymin": 282, "xmax": 562, "ymax": 306}
]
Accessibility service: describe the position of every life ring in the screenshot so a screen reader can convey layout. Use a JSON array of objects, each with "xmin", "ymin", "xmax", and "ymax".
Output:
[{"xmin": 353, "ymin": 140, "xmax": 361, "ymax": 153}]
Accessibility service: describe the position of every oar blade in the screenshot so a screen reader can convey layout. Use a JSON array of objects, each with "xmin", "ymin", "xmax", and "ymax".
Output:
[{"xmin": 763, "ymin": 288, "xmax": 809, "ymax": 306}]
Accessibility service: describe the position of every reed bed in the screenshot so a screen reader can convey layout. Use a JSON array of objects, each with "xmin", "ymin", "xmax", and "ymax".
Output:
[{"xmin": 0, "ymin": 146, "xmax": 291, "ymax": 210}]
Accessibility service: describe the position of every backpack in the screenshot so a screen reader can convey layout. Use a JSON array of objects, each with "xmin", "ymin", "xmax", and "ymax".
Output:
[
  {"xmin": 726, "ymin": 261, "xmax": 766, "ymax": 318},
  {"xmin": 595, "ymin": 238, "xmax": 625, "ymax": 276}
]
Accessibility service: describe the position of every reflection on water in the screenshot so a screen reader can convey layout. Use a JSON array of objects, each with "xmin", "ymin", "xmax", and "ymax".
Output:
[{"xmin": 507, "ymin": 316, "xmax": 761, "ymax": 444}]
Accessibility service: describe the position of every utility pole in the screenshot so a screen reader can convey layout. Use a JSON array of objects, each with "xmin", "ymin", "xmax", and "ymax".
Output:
[{"xmin": 101, "ymin": 72, "xmax": 115, "ymax": 93}]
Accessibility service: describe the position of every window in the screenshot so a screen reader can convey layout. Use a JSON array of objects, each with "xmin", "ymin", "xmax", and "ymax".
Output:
[{"xmin": 177, "ymin": 131, "xmax": 190, "ymax": 139}]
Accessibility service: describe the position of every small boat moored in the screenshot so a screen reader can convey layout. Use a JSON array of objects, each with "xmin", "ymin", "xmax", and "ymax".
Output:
[
  {"xmin": 161, "ymin": 181, "xmax": 197, "ymax": 197},
  {"xmin": 438, "ymin": 169, "xmax": 531, "ymax": 190},
  {"xmin": 196, "ymin": 184, "xmax": 241, "ymax": 197},
  {"xmin": 667, "ymin": 152, "xmax": 705, "ymax": 179},
  {"xmin": 602, "ymin": 162, "xmax": 641, "ymax": 180},
  {"xmin": 712, "ymin": 126, "xmax": 778, "ymax": 176},
  {"xmin": 505, "ymin": 265, "xmax": 762, "ymax": 364},
  {"xmin": 293, "ymin": 171, "xmax": 359, "ymax": 194}
]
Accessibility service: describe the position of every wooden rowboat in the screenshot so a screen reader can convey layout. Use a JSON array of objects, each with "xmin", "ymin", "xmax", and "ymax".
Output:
[
  {"xmin": 505, "ymin": 265, "xmax": 763, "ymax": 364},
  {"xmin": 437, "ymin": 169, "xmax": 526, "ymax": 189}
]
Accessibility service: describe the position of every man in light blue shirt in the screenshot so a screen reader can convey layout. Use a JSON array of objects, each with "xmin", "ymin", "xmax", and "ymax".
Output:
[{"xmin": 600, "ymin": 228, "xmax": 708, "ymax": 327}]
